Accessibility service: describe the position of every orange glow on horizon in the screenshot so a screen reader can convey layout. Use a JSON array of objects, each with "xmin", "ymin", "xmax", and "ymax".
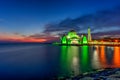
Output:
[
  {"xmin": 0, "ymin": 33, "xmax": 48, "ymax": 42},
  {"xmin": 0, "ymin": 38, "xmax": 47, "ymax": 43},
  {"xmin": 115, "ymin": 40, "xmax": 118, "ymax": 42},
  {"xmin": 21, "ymin": 38, "xmax": 47, "ymax": 42}
]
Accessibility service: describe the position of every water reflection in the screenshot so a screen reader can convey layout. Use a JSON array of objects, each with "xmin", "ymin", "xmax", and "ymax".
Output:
[
  {"xmin": 60, "ymin": 45, "xmax": 120, "ymax": 77},
  {"xmin": 113, "ymin": 46, "xmax": 120, "ymax": 67},
  {"xmin": 2, "ymin": 44, "xmax": 120, "ymax": 79},
  {"xmin": 60, "ymin": 45, "xmax": 92, "ymax": 77},
  {"xmin": 91, "ymin": 46, "xmax": 101, "ymax": 69},
  {"xmin": 99, "ymin": 46, "xmax": 107, "ymax": 68},
  {"xmin": 60, "ymin": 46, "xmax": 80, "ymax": 77},
  {"xmin": 80, "ymin": 46, "xmax": 91, "ymax": 72}
]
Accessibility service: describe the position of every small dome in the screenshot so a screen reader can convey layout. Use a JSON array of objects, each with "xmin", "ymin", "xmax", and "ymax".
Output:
[{"xmin": 69, "ymin": 30, "xmax": 76, "ymax": 32}]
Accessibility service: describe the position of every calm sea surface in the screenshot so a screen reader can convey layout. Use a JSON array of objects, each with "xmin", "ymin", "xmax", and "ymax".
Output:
[{"xmin": 0, "ymin": 43, "xmax": 120, "ymax": 79}]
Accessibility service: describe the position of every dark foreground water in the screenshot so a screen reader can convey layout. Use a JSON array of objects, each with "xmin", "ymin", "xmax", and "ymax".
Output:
[{"xmin": 0, "ymin": 43, "xmax": 120, "ymax": 79}]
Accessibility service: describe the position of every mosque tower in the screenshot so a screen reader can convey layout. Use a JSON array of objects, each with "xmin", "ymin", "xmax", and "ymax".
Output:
[{"xmin": 88, "ymin": 27, "xmax": 92, "ymax": 41}]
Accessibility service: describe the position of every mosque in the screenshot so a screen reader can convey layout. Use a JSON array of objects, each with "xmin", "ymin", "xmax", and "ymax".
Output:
[{"xmin": 60, "ymin": 27, "xmax": 92, "ymax": 44}]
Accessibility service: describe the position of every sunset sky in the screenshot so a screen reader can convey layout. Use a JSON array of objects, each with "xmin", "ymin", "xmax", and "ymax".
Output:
[{"xmin": 0, "ymin": 0, "xmax": 120, "ymax": 42}]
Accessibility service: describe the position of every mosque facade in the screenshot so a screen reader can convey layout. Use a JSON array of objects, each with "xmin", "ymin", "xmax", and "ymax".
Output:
[{"xmin": 60, "ymin": 28, "xmax": 91, "ymax": 44}]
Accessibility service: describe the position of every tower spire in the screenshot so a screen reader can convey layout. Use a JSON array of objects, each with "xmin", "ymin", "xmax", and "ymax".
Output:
[{"xmin": 88, "ymin": 27, "xmax": 92, "ymax": 41}]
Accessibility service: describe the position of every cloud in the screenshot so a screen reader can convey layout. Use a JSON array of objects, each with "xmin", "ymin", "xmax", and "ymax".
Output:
[
  {"xmin": 91, "ymin": 29, "xmax": 120, "ymax": 39},
  {"xmin": 43, "ymin": 6, "xmax": 120, "ymax": 34},
  {"xmin": 43, "ymin": 18, "xmax": 81, "ymax": 33},
  {"xmin": 35, "ymin": 6, "xmax": 120, "ymax": 41},
  {"xmin": 1, "ymin": 6, "xmax": 120, "ymax": 43}
]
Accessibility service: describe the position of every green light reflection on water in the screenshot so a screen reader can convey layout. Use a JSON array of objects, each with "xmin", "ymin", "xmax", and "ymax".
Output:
[
  {"xmin": 60, "ymin": 46, "xmax": 80, "ymax": 77},
  {"xmin": 60, "ymin": 45, "xmax": 93, "ymax": 77},
  {"xmin": 80, "ymin": 45, "xmax": 91, "ymax": 72}
]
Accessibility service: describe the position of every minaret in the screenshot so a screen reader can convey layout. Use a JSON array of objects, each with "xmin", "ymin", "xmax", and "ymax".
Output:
[{"xmin": 88, "ymin": 27, "xmax": 92, "ymax": 41}]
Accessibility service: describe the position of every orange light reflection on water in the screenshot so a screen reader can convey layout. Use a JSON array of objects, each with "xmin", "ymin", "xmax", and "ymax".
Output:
[
  {"xmin": 112, "ymin": 47, "xmax": 120, "ymax": 68},
  {"xmin": 99, "ymin": 46, "xmax": 107, "ymax": 68}
]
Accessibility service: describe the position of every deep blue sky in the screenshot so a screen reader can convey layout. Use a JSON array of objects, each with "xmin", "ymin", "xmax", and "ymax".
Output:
[{"xmin": 0, "ymin": 0, "xmax": 120, "ymax": 42}]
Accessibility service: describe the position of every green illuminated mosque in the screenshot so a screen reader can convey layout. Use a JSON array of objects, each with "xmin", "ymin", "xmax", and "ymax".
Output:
[{"xmin": 60, "ymin": 28, "xmax": 92, "ymax": 44}]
